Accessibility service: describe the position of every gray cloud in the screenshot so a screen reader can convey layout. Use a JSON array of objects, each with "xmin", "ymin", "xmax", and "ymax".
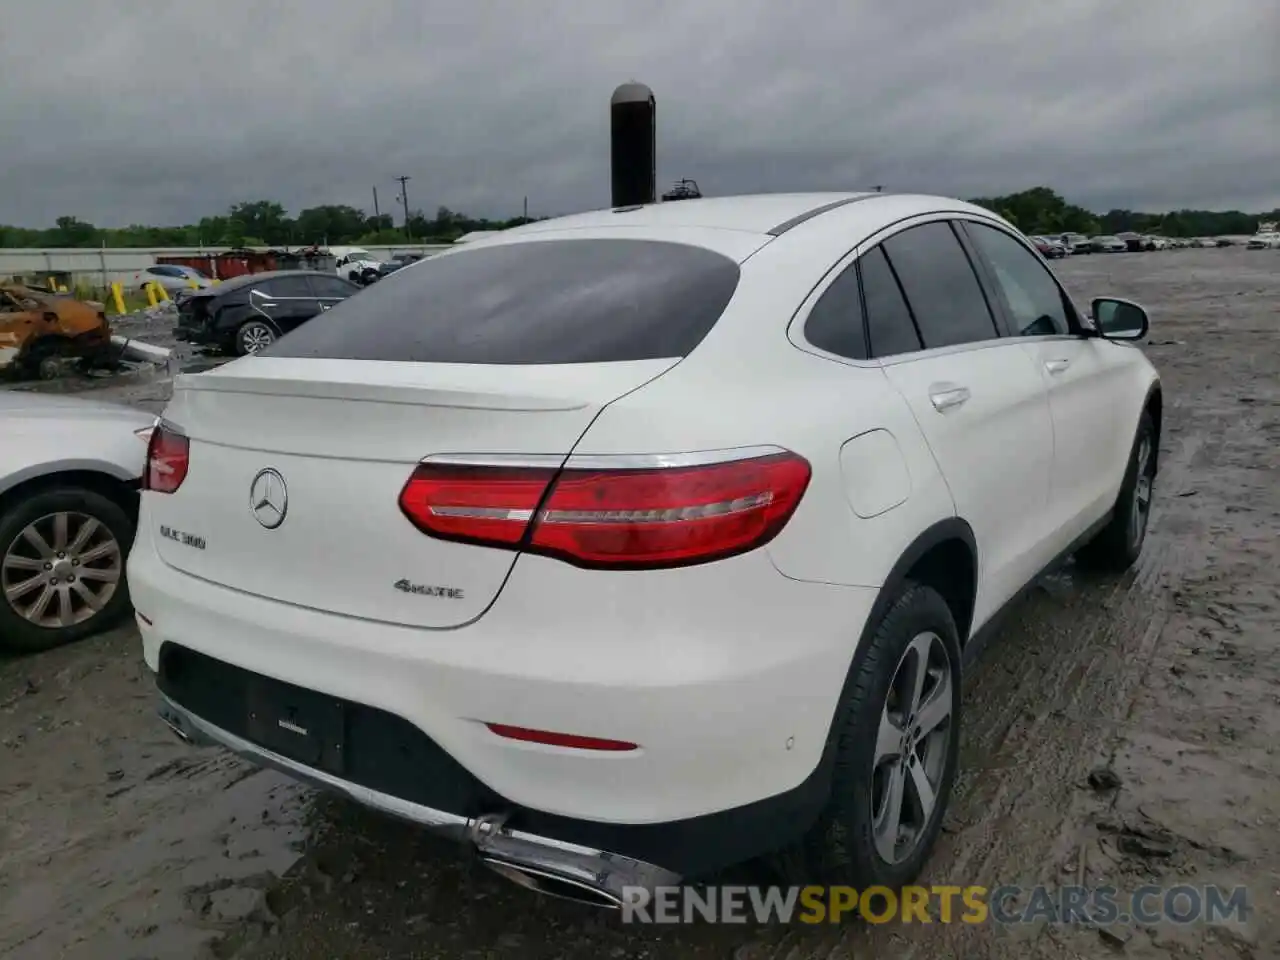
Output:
[{"xmin": 2, "ymin": 0, "xmax": 1277, "ymax": 227}]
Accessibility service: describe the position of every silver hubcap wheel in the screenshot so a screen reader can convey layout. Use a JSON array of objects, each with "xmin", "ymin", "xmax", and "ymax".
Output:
[
  {"xmin": 1130, "ymin": 435, "xmax": 1154, "ymax": 547},
  {"xmin": 241, "ymin": 323, "xmax": 275, "ymax": 353},
  {"xmin": 2, "ymin": 512, "xmax": 122, "ymax": 629},
  {"xmin": 872, "ymin": 631, "xmax": 954, "ymax": 864}
]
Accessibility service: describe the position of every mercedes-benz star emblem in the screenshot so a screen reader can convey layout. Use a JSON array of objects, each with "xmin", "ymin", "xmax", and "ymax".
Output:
[{"xmin": 249, "ymin": 468, "xmax": 289, "ymax": 530}]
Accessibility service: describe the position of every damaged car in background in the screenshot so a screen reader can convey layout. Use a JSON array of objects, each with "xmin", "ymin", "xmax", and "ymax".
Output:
[
  {"xmin": 174, "ymin": 270, "xmax": 361, "ymax": 356},
  {"xmin": 0, "ymin": 284, "xmax": 118, "ymax": 380}
]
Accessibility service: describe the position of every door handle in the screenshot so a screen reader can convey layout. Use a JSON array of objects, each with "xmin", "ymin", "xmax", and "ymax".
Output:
[
  {"xmin": 928, "ymin": 384, "xmax": 971, "ymax": 412},
  {"xmin": 1044, "ymin": 358, "xmax": 1071, "ymax": 374}
]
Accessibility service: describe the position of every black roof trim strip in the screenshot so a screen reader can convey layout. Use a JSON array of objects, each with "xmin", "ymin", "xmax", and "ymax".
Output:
[{"xmin": 766, "ymin": 193, "xmax": 888, "ymax": 237}]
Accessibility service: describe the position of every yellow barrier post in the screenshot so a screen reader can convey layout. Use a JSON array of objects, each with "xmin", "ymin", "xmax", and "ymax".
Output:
[
  {"xmin": 57, "ymin": 284, "xmax": 69, "ymax": 293},
  {"xmin": 110, "ymin": 282, "xmax": 126, "ymax": 315},
  {"xmin": 154, "ymin": 283, "xmax": 170, "ymax": 302},
  {"xmin": 145, "ymin": 283, "xmax": 158, "ymax": 308}
]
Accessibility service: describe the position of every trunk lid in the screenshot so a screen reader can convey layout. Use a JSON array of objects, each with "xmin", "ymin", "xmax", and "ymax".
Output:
[{"xmin": 148, "ymin": 355, "xmax": 675, "ymax": 627}]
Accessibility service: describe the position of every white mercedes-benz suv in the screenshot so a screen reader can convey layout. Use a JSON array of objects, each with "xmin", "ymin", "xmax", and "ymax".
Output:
[{"xmin": 129, "ymin": 193, "xmax": 1161, "ymax": 906}]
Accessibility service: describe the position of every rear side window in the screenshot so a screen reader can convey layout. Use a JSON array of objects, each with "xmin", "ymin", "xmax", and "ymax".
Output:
[
  {"xmin": 803, "ymin": 262, "xmax": 867, "ymax": 360},
  {"xmin": 859, "ymin": 247, "xmax": 922, "ymax": 357},
  {"xmin": 881, "ymin": 222, "xmax": 1000, "ymax": 350},
  {"xmin": 264, "ymin": 239, "xmax": 741, "ymax": 364}
]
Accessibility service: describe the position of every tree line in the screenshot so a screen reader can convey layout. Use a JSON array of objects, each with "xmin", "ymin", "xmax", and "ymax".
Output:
[
  {"xmin": 966, "ymin": 187, "xmax": 1275, "ymax": 238},
  {"xmin": 0, "ymin": 201, "xmax": 542, "ymax": 249},
  {"xmin": 1, "ymin": 188, "xmax": 1275, "ymax": 249}
]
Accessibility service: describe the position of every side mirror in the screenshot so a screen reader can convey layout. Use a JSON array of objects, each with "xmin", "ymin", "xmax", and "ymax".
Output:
[{"xmin": 1091, "ymin": 297, "xmax": 1148, "ymax": 341}]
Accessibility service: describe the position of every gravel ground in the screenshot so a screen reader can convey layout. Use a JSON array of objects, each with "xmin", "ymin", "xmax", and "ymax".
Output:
[{"xmin": 2, "ymin": 249, "xmax": 1278, "ymax": 959}]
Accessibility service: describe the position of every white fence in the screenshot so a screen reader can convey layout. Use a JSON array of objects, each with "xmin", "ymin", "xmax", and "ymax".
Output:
[{"xmin": 0, "ymin": 245, "xmax": 451, "ymax": 286}]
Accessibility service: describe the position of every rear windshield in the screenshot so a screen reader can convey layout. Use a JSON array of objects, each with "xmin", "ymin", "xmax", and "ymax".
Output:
[{"xmin": 262, "ymin": 238, "xmax": 742, "ymax": 364}]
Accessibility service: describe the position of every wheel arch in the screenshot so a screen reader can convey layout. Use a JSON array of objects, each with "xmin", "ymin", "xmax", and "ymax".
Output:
[
  {"xmin": 774, "ymin": 517, "xmax": 980, "ymax": 850},
  {"xmin": 0, "ymin": 468, "xmax": 141, "ymax": 528}
]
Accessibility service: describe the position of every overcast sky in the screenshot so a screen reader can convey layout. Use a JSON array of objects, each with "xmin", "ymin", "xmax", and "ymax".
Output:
[{"xmin": 3, "ymin": 0, "xmax": 1277, "ymax": 227}]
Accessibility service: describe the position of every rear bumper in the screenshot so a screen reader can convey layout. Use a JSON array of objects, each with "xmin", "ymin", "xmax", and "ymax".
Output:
[
  {"xmin": 157, "ymin": 694, "xmax": 680, "ymax": 902},
  {"xmin": 127, "ymin": 512, "xmax": 877, "ymax": 875}
]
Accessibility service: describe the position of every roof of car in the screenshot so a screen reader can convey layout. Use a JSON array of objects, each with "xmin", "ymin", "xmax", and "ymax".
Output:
[
  {"xmin": 498, "ymin": 192, "xmax": 1005, "ymax": 244},
  {"xmin": 504, "ymin": 193, "xmax": 880, "ymax": 237}
]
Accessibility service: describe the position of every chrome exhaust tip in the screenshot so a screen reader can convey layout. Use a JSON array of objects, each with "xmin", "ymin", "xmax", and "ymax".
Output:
[
  {"xmin": 157, "ymin": 700, "xmax": 210, "ymax": 746},
  {"xmin": 471, "ymin": 814, "xmax": 680, "ymax": 908},
  {"xmin": 482, "ymin": 857, "xmax": 624, "ymax": 908}
]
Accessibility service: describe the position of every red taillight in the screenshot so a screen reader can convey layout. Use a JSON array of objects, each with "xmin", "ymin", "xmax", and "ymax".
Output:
[
  {"xmin": 398, "ymin": 450, "xmax": 811, "ymax": 569},
  {"xmin": 144, "ymin": 422, "xmax": 190, "ymax": 494},
  {"xmin": 485, "ymin": 723, "xmax": 638, "ymax": 752}
]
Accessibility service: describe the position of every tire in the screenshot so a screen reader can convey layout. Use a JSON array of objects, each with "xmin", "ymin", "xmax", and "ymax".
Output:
[
  {"xmin": 1075, "ymin": 411, "xmax": 1156, "ymax": 572},
  {"xmin": 0, "ymin": 486, "xmax": 135, "ymax": 653},
  {"xmin": 235, "ymin": 319, "xmax": 277, "ymax": 356},
  {"xmin": 788, "ymin": 582, "xmax": 962, "ymax": 889}
]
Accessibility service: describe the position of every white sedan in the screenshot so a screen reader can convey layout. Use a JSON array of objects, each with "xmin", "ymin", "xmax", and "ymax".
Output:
[
  {"xmin": 130, "ymin": 192, "xmax": 1161, "ymax": 905},
  {"xmin": 1, "ymin": 392, "xmax": 155, "ymax": 651}
]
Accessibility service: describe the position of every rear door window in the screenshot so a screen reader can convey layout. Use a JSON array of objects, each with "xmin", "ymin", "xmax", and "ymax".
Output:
[
  {"xmin": 264, "ymin": 239, "xmax": 742, "ymax": 364},
  {"xmin": 258, "ymin": 276, "xmax": 313, "ymax": 299},
  {"xmin": 880, "ymin": 222, "xmax": 1001, "ymax": 350},
  {"xmin": 308, "ymin": 276, "xmax": 358, "ymax": 299},
  {"xmin": 860, "ymin": 246, "xmax": 923, "ymax": 357}
]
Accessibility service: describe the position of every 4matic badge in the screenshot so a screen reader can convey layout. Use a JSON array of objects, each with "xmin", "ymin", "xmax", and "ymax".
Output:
[{"xmin": 394, "ymin": 579, "xmax": 465, "ymax": 600}]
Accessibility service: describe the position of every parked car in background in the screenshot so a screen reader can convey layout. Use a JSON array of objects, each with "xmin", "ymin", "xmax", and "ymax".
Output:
[
  {"xmin": 1245, "ymin": 233, "xmax": 1280, "ymax": 250},
  {"xmin": 1030, "ymin": 236, "xmax": 1066, "ymax": 259},
  {"xmin": 1215, "ymin": 238, "xmax": 1235, "ymax": 248},
  {"xmin": 356, "ymin": 260, "xmax": 410, "ymax": 285},
  {"xmin": 134, "ymin": 264, "xmax": 213, "ymax": 296},
  {"xmin": 174, "ymin": 270, "xmax": 360, "ymax": 356},
  {"xmin": 1, "ymin": 392, "xmax": 154, "ymax": 652},
  {"xmin": 133, "ymin": 191, "xmax": 1161, "ymax": 906},
  {"xmin": 1, "ymin": 285, "xmax": 114, "ymax": 379},
  {"xmin": 330, "ymin": 247, "xmax": 383, "ymax": 284},
  {"xmin": 1092, "ymin": 235, "xmax": 1128, "ymax": 253},
  {"xmin": 1059, "ymin": 233, "xmax": 1091, "ymax": 254}
]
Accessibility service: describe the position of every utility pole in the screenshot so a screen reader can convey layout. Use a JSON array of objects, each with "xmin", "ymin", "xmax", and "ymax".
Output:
[
  {"xmin": 395, "ymin": 175, "xmax": 412, "ymax": 239},
  {"xmin": 523, "ymin": 196, "xmax": 529, "ymax": 221},
  {"xmin": 372, "ymin": 185, "xmax": 381, "ymax": 221}
]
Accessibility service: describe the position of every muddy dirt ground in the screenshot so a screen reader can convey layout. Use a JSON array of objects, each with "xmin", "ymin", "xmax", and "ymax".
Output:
[{"xmin": 2, "ymin": 249, "xmax": 1277, "ymax": 959}]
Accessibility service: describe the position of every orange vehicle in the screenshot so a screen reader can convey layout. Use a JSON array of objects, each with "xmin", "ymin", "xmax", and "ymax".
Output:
[{"xmin": 0, "ymin": 285, "xmax": 114, "ymax": 379}]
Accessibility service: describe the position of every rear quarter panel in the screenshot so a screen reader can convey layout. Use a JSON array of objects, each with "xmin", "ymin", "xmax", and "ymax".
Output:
[
  {"xmin": 0, "ymin": 417, "xmax": 151, "ymax": 498},
  {"xmin": 571, "ymin": 333, "xmax": 955, "ymax": 591}
]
